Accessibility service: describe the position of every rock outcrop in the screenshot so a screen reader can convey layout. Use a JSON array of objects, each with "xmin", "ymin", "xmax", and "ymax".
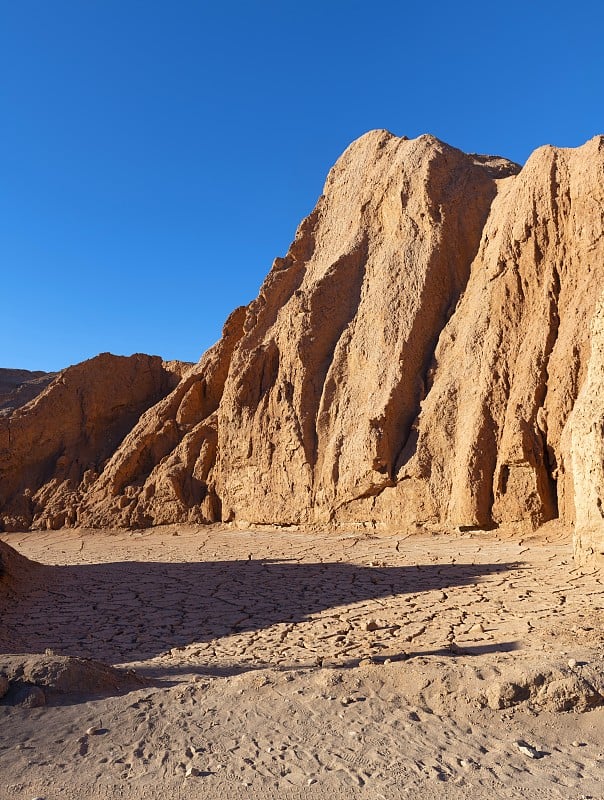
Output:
[
  {"xmin": 0, "ymin": 354, "xmax": 184, "ymax": 530},
  {"xmin": 1, "ymin": 131, "xmax": 603, "ymax": 563}
]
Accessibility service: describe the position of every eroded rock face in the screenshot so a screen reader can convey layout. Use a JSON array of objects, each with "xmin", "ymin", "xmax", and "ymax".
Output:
[
  {"xmin": 567, "ymin": 296, "xmax": 604, "ymax": 563},
  {"xmin": 368, "ymin": 136, "xmax": 604, "ymax": 544},
  {"xmin": 2, "ymin": 131, "xmax": 603, "ymax": 563},
  {"xmin": 77, "ymin": 308, "xmax": 247, "ymax": 528},
  {"xmin": 214, "ymin": 132, "xmax": 518, "ymax": 524},
  {"xmin": 0, "ymin": 353, "xmax": 183, "ymax": 530}
]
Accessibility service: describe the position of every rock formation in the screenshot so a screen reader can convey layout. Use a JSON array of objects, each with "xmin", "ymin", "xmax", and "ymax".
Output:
[
  {"xmin": 1, "ymin": 131, "xmax": 603, "ymax": 563},
  {"xmin": 0, "ymin": 353, "xmax": 185, "ymax": 530}
]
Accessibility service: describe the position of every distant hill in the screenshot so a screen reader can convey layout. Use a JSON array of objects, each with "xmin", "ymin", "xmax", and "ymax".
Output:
[{"xmin": 0, "ymin": 368, "xmax": 57, "ymax": 416}]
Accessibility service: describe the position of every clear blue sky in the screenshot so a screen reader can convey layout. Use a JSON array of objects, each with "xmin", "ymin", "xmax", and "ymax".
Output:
[{"xmin": 2, "ymin": 1, "xmax": 603, "ymax": 371}]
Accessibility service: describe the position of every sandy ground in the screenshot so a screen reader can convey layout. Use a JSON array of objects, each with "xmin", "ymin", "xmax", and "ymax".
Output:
[{"xmin": 0, "ymin": 523, "xmax": 603, "ymax": 799}]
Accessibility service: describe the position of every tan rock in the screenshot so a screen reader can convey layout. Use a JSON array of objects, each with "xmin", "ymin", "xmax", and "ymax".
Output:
[
  {"xmin": 567, "ymin": 295, "xmax": 604, "ymax": 563},
  {"xmin": 0, "ymin": 353, "xmax": 182, "ymax": 531},
  {"xmin": 215, "ymin": 131, "xmax": 518, "ymax": 524},
  {"xmin": 77, "ymin": 307, "xmax": 246, "ymax": 527},
  {"xmin": 2, "ymin": 131, "xmax": 604, "ymax": 565},
  {"xmin": 385, "ymin": 136, "xmax": 604, "ymax": 544}
]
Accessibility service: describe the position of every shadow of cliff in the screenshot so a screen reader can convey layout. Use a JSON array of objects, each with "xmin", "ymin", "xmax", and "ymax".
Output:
[
  {"xmin": 2, "ymin": 559, "xmax": 518, "ymax": 665},
  {"xmin": 139, "ymin": 641, "xmax": 523, "ymax": 682}
]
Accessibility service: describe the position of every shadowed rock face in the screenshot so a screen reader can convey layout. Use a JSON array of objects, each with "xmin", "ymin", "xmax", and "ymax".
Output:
[
  {"xmin": 1, "ymin": 131, "xmax": 603, "ymax": 563},
  {"xmin": 0, "ymin": 369, "xmax": 56, "ymax": 416}
]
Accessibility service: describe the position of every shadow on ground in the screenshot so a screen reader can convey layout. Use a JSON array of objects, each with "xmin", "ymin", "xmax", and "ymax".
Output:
[{"xmin": 1, "ymin": 559, "xmax": 518, "ymax": 664}]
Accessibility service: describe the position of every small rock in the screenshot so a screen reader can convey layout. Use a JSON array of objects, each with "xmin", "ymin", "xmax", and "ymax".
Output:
[
  {"xmin": 568, "ymin": 658, "xmax": 578, "ymax": 669},
  {"xmin": 86, "ymin": 726, "xmax": 102, "ymax": 736},
  {"xmin": 307, "ymin": 777, "xmax": 317, "ymax": 785},
  {"xmin": 572, "ymin": 740, "xmax": 585, "ymax": 748},
  {"xmin": 0, "ymin": 673, "xmax": 8, "ymax": 700},
  {"xmin": 364, "ymin": 619, "xmax": 379, "ymax": 632},
  {"xmin": 515, "ymin": 740, "xmax": 543, "ymax": 759},
  {"xmin": 185, "ymin": 765, "xmax": 202, "ymax": 777}
]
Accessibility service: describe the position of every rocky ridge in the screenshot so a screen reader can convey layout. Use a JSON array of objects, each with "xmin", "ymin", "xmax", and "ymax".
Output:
[{"xmin": 1, "ymin": 131, "xmax": 603, "ymax": 564}]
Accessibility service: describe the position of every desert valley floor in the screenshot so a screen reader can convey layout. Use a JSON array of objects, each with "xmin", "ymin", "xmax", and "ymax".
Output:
[{"xmin": 0, "ymin": 524, "xmax": 603, "ymax": 799}]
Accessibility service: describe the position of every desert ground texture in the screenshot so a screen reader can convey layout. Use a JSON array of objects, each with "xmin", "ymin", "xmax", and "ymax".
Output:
[{"xmin": 0, "ymin": 524, "xmax": 602, "ymax": 799}]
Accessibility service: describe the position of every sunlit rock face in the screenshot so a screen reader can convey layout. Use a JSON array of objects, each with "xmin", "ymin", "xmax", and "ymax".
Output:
[{"xmin": 2, "ymin": 131, "xmax": 604, "ymax": 564}]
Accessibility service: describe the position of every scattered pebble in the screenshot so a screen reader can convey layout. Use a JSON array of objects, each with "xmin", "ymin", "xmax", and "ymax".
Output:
[
  {"xmin": 568, "ymin": 658, "xmax": 578, "ymax": 668},
  {"xmin": 85, "ymin": 726, "xmax": 102, "ymax": 736}
]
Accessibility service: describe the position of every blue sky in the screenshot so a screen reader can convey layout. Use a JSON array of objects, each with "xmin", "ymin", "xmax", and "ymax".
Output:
[{"xmin": 2, "ymin": 0, "xmax": 603, "ymax": 371}]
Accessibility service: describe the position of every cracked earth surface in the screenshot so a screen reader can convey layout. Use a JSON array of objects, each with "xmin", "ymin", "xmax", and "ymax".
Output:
[{"xmin": 0, "ymin": 524, "xmax": 603, "ymax": 799}]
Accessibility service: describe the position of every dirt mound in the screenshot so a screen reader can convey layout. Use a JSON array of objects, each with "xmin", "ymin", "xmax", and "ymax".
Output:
[{"xmin": 0, "ymin": 654, "xmax": 145, "ymax": 705}]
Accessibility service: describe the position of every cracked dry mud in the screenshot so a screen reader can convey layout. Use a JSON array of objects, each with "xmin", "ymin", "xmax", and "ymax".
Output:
[{"xmin": 0, "ymin": 524, "xmax": 603, "ymax": 800}]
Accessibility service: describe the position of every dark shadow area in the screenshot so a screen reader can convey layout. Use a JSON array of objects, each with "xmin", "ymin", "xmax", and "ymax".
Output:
[
  {"xmin": 138, "ymin": 640, "xmax": 523, "ymax": 682},
  {"xmin": 1, "ymin": 559, "xmax": 518, "ymax": 665}
]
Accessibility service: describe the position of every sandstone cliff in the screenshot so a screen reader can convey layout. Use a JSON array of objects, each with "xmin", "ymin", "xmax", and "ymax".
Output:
[{"xmin": 1, "ymin": 131, "xmax": 603, "ymax": 563}]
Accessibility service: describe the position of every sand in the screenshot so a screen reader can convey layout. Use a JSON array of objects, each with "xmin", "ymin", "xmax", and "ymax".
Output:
[{"xmin": 0, "ymin": 524, "xmax": 603, "ymax": 799}]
